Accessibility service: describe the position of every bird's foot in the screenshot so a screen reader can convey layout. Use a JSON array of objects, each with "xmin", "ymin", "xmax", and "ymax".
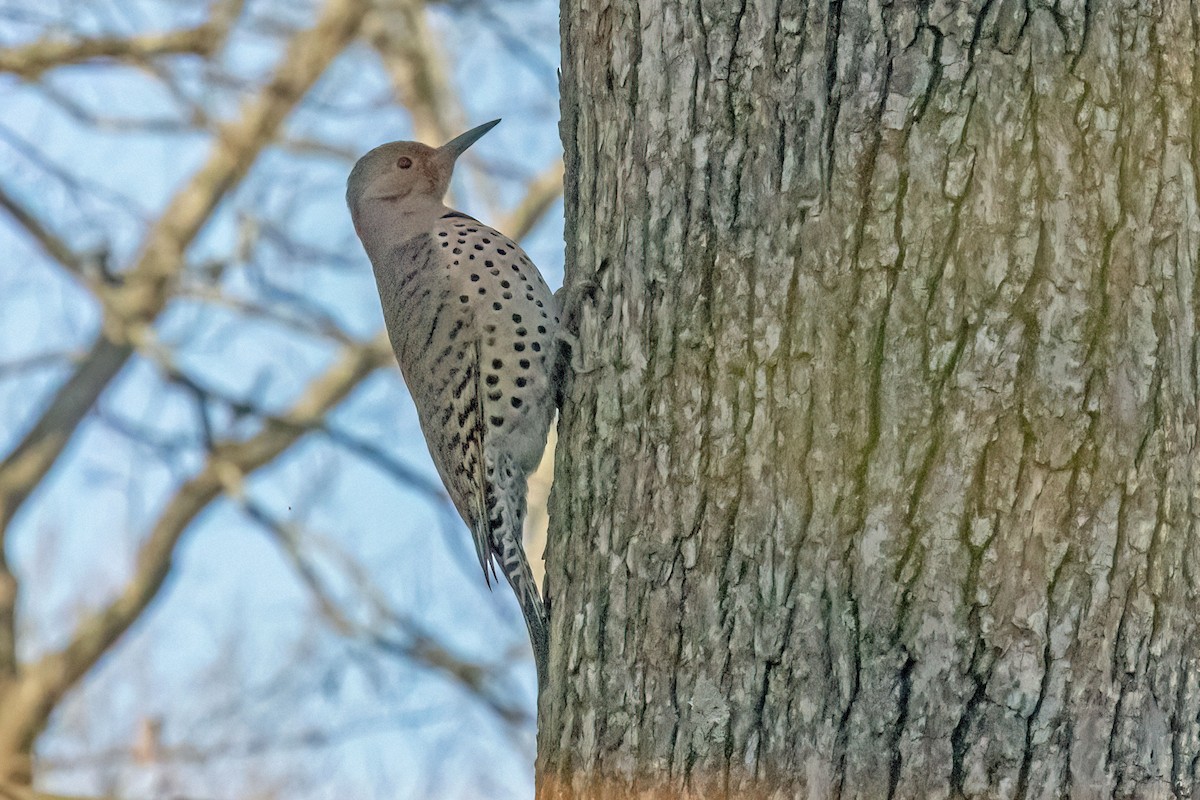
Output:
[{"xmin": 554, "ymin": 277, "xmax": 601, "ymax": 376}]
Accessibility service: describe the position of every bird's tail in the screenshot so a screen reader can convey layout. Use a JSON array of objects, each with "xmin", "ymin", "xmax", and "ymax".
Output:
[
  {"xmin": 496, "ymin": 523, "xmax": 548, "ymax": 686},
  {"xmin": 481, "ymin": 460, "xmax": 548, "ymax": 687}
]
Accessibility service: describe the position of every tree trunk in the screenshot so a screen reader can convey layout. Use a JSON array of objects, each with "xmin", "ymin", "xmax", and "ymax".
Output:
[{"xmin": 541, "ymin": 1, "xmax": 1200, "ymax": 798}]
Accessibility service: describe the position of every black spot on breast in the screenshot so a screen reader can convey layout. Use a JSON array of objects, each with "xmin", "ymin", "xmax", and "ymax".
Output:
[
  {"xmin": 474, "ymin": 244, "xmax": 484, "ymax": 251},
  {"xmin": 470, "ymin": 274, "xmax": 480, "ymax": 281},
  {"xmin": 512, "ymin": 313, "xmax": 522, "ymax": 323},
  {"xmin": 519, "ymin": 359, "xmax": 530, "ymax": 369},
  {"xmin": 488, "ymin": 391, "xmax": 502, "ymax": 401},
  {"xmin": 514, "ymin": 342, "xmax": 525, "ymax": 352},
  {"xmin": 531, "ymin": 342, "xmax": 541, "ymax": 352},
  {"xmin": 486, "ymin": 374, "xmax": 499, "ymax": 386},
  {"xmin": 492, "ymin": 359, "xmax": 503, "ymax": 369},
  {"xmin": 515, "ymin": 377, "xmax": 527, "ymax": 387},
  {"xmin": 516, "ymin": 327, "xmax": 526, "ymax": 336},
  {"xmin": 537, "ymin": 325, "xmax": 546, "ymax": 334},
  {"xmin": 490, "ymin": 416, "xmax": 504, "ymax": 428},
  {"xmin": 497, "ymin": 248, "xmax": 507, "ymax": 255},
  {"xmin": 459, "ymin": 295, "xmax": 468, "ymax": 303},
  {"xmin": 492, "ymin": 302, "xmax": 502, "ymax": 310}
]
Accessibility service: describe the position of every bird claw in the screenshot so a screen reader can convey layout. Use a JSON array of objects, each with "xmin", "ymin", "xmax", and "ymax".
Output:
[
  {"xmin": 553, "ymin": 277, "xmax": 600, "ymax": 377},
  {"xmin": 553, "ymin": 278, "xmax": 599, "ymax": 335},
  {"xmin": 556, "ymin": 328, "xmax": 599, "ymax": 375}
]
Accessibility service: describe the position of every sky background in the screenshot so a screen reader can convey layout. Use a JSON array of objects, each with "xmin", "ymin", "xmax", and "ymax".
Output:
[{"xmin": 0, "ymin": 0, "xmax": 563, "ymax": 796}]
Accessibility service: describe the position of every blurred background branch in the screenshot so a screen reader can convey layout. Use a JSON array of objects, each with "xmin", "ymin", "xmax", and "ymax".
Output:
[
  {"xmin": 0, "ymin": 0, "xmax": 244, "ymax": 80},
  {"xmin": 0, "ymin": 0, "xmax": 563, "ymax": 796}
]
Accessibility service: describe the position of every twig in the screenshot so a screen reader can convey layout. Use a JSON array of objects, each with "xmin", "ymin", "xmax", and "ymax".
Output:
[
  {"xmin": 0, "ymin": 182, "xmax": 86, "ymax": 278},
  {"xmin": 500, "ymin": 159, "xmax": 565, "ymax": 242},
  {"xmin": 242, "ymin": 498, "xmax": 530, "ymax": 726},
  {"xmin": 0, "ymin": 0, "xmax": 244, "ymax": 80},
  {"xmin": 0, "ymin": 78, "xmax": 378, "ymax": 775},
  {"xmin": 0, "ymin": 0, "xmax": 369, "ymax": 549}
]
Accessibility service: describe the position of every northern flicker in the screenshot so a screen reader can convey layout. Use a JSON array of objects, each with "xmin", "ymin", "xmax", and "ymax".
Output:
[{"xmin": 346, "ymin": 120, "xmax": 556, "ymax": 682}]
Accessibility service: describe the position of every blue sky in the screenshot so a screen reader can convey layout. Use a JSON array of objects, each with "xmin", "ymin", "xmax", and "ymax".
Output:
[{"xmin": 0, "ymin": 0, "xmax": 563, "ymax": 796}]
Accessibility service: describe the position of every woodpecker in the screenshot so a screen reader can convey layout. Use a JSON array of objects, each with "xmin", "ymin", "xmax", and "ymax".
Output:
[{"xmin": 347, "ymin": 120, "xmax": 555, "ymax": 682}]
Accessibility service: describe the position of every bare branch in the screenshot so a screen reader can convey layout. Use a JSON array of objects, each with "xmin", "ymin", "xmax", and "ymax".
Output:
[
  {"xmin": 244, "ymin": 497, "xmax": 530, "ymax": 726},
  {"xmin": 361, "ymin": 0, "xmax": 504, "ymax": 215},
  {"xmin": 499, "ymin": 159, "xmax": 565, "ymax": 242},
  {"xmin": 1, "ymin": 783, "xmax": 210, "ymax": 800},
  {"xmin": 362, "ymin": 0, "xmax": 460, "ymax": 146},
  {"xmin": 319, "ymin": 426, "xmax": 449, "ymax": 502},
  {"xmin": 0, "ymin": 0, "xmax": 369, "ymax": 540},
  {"xmin": 0, "ymin": 182, "xmax": 87, "ymax": 279},
  {"xmin": 0, "ymin": 783, "xmax": 97, "ymax": 800},
  {"xmin": 0, "ymin": 333, "xmax": 393, "ymax": 764},
  {"xmin": 31, "ymin": 82, "xmax": 200, "ymax": 136},
  {"xmin": 0, "ymin": 351, "xmax": 79, "ymax": 378},
  {"xmin": 0, "ymin": 0, "xmax": 244, "ymax": 79},
  {"xmin": 0, "ymin": 560, "xmax": 14, "ymax": 681}
]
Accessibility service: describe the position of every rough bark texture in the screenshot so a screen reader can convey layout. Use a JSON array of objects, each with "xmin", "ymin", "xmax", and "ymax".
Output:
[{"xmin": 542, "ymin": 1, "xmax": 1200, "ymax": 798}]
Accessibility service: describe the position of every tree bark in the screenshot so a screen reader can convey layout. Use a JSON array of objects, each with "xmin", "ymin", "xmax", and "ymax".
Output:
[{"xmin": 542, "ymin": 1, "xmax": 1200, "ymax": 798}]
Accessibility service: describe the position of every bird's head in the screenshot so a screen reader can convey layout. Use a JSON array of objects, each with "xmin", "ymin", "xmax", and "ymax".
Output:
[{"xmin": 346, "ymin": 119, "xmax": 499, "ymax": 244}]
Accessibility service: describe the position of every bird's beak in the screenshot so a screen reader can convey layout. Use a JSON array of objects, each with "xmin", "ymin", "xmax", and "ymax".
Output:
[{"xmin": 439, "ymin": 119, "xmax": 501, "ymax": 160}]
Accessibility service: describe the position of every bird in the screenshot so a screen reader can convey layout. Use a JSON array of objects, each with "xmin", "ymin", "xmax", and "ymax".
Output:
[{"xmin": 346, "ymin": 120, "xmax": 557, "ymax": 684}]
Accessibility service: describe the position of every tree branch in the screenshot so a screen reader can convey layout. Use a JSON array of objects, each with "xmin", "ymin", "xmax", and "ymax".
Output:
[
  {"xmin": 0, "ymin": 0, "xmax": 368, "ymax": 539},
  {"xmin": 0, "ymin": 0, "xmax": 243, "ymax": 79},
  {"xmin": 244, "ymin": 497, "xmax": 530, "ymax": 725},
  {"xmin": 361, "ymin": 0, "xmax": 459, "ymax": 146},
  {"xmin": 500, "ymin": 159, "xmax": 565, "ymax": 242},
  {"xmin": 0, "ymin": 333, "xmax": 393, "ymax": 764},
  {"xmin": 361, "ymin": 0, "xmax": 505, "ymax": 215},
  {"xmin": 0, "ymin": 783, "xmax": 210, "ymax": 800},
  {"xmin": 0, "ymin": 182, "xmax": 86, "ymax": 279}
]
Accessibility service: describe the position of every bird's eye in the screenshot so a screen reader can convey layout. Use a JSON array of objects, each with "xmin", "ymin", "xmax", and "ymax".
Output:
[{"xmin": 397, "ymin": 156, "xmax": 413, "ymax": 169}]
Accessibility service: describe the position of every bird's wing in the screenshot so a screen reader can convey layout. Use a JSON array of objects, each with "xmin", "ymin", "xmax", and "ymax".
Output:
[
  {"xmin": 373, "ymin": 233, "xmax": 495, "ymax": 583},
  {"xmin": 456, "ymin": 339, "xmax": 498, "ymax": 584},
  {"xmin": 420, "ymin": 312, "xmax": 497, "ymax": 586}
]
